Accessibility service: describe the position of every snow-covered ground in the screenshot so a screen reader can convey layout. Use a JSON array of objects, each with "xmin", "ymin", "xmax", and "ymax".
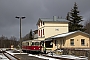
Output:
[
  {"xmin": 5, "ymin": 49, "xmax": 88, "ymax": 60},
  {"xmin": 6, "ymin": 50, "xmax": 28, "ymax": 55},
  {"xmin": 0, "ymin": 49, "xmax": 28, "ymax": 60},
  {"xmin": 6, "ymin": 50, "xmax": 60, "ymax": 60},
  {"xmin": 28, "ymin": 53, "xmax": 88, "ymax": 60},
  {"xmin": 0, "ymin": 53, "xmax": 9, "ymax": 60},
  {"xmin": 28, "ymin": 54, "xmax": 59, "ymax": 60},
  {"xmin": 46, "ymin": 52, "xmax": 88, "ymax": 60}
]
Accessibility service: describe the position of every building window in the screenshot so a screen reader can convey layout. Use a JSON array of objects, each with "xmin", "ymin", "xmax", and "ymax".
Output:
[
  {"xmin": 41, "ymin": 21, "xmax": 42, "ymax": 26},
  {"xmin": 38, "ymin": 30, "xmax": 40, "ymax": 36},
  {"xmin": 43, "ymin": 29, "xmax": 44, "ymax": 35},
  {"xmin": 38, "ymin": 22, "xmax": 40, "ymax": 27},
  {"xmin": 81, "ymin": 39, "xmax": 85, "ymax": 46},
  {"xmin": 70, "ymin": 39, "xmax": 74, "ymax": 46},
  {"xmin": 41, "ymin": 30, "xmax": 42, "ymax": 37},
  {"xmin": 43, "ymin": 22, "xmax": 44, "ymax": 25}
]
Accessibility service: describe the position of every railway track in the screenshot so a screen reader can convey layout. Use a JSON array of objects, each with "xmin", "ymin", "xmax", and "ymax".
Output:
[
  {"xmin": 42, "ymin": 55, "xmax": 70, "ymax": 60},
  {"xmin": 3, "ymin": 51, "xmax": 20, "ymax": 60},
  {"xmin": 1, "ymin": 50, "xmax": 87, "ymax": 60}
]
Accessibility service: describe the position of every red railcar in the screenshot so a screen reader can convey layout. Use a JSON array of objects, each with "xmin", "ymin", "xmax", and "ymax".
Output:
[{"xmin": 22, "ymin": 40, "xmax": 42, "ymax": 53}]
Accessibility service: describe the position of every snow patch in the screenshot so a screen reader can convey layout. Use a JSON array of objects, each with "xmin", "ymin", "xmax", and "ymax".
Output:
[
  {"xmin": 0, "ymin": 54, "xmax": 9, "ymax": 60},
  {"xmin": 46, "ymin": 53, "xmax": 88, "ymax": 60},
  {"xmin": 28, "ymin": 54, "xmax": 59, "ymax": 60},
  {"xmin": 6, "ymin": 50, "xmax": 27, "ymax": 55}
]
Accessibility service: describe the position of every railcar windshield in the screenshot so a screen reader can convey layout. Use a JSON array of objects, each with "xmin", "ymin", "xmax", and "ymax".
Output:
[
  {"xmin": 35, "ymin": 42, "xmax": 40, "ymax": 46},
  {"xmin": 31, "ymin": 42, "xmax": 40, "ymax": 46}
]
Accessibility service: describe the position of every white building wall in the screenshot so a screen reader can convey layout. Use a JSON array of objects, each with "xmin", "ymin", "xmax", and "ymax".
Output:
[{"xmin": 37, "ymin": 20, "xmax": 68, "ymax": 40}]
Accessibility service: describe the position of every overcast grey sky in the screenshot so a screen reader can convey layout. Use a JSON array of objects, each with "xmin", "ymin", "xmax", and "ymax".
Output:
[{"xmin": 0, "ymin": 0, "xmax": 90, "ymax": 38}]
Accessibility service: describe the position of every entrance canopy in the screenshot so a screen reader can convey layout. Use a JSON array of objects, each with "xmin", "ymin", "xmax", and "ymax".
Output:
[{"xmin": 45, "ymin": 38, "xmax": 53, "ymax": 41}]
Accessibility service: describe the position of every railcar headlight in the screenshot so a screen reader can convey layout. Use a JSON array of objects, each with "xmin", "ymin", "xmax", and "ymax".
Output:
[
  {"xmin": 39, "ymin": 48, "xmax": 40, "ymax": 49},
  {"xmin": 34, "ymin": 48, "xmax": 35, "ymax": 49}
]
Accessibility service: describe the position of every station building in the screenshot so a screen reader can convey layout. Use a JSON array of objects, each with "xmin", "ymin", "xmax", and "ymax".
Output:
[{"xmin": 36, "ymin": 16, "xmax": 90, "ymax": 51}]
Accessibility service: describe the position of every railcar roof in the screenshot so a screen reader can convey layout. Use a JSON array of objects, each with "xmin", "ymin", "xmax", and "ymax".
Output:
[{"xmin": 22, "ymin": 40, "xmax": 42, "ymax": 43}]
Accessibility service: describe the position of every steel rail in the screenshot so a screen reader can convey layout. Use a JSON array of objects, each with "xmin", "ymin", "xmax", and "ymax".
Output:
[{"xmin": 3, "ymin": 51, "xmax": 20, "ymax": 60}]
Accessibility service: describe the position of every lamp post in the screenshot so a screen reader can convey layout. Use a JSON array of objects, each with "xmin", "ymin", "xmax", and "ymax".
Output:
[{"xmin": 15, "ymin": 16, "xmax": 25, "ymax": 53}]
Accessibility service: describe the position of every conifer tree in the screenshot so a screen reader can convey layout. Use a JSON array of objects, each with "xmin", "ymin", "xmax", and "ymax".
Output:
[
  {"xmin": 29, "ymin": 29, "xmax": 33, "ymax": 40},
  {"xmin": 67, "ymin": 2, "xmax": 85, "ymax": 32}
]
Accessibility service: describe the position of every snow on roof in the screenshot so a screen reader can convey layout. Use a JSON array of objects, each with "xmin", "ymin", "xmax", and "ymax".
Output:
[
  {"xmin": 50, "ymin": 31, "xmax": 90, "ymax": 38},
  {"xmin": 40, "ymin": 18, "xmax": 68, "ymax": 22},
  {"xmin": 37, "ymin": 18, "xmax": 69, "ymax": 25}
]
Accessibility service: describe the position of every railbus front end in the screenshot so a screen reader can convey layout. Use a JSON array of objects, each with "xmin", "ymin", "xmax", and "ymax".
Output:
[{"xmin": 22, "ymin": 40, "xmax": 42, "ymax": 53}]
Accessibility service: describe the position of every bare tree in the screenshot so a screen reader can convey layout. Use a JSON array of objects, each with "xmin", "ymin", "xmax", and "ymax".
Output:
[
  {"xmin": 0, "ymin": 35, "xmax": 19, "ymax": 48},
  {"xmin": 84, "ymin": 19, "xmax": 90, "ymax": 34},
  {"xmin": 9, "ymin": 36, "xmax": 18, "ymax": 48}
]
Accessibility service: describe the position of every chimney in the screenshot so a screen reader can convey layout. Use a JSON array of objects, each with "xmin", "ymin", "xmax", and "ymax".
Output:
[{"xmin": 53, "ymin": 16, "xmax": 57, "ymax": 21}]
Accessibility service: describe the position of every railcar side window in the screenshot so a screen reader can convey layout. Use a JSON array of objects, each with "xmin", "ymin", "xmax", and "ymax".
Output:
[
  {"xmin": 35, "ymin": 42, "xmax": 39, "ymax": 46},
  {"xmin": 26, "ymin": 42, "xmax": 29, "ymax": 46}
]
